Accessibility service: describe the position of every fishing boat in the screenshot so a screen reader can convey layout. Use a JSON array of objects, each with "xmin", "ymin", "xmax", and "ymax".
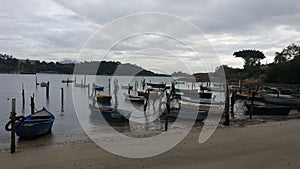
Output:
[
  {"xmin": 61, "ymin": 79, "xmax": 74, "ymax": 83},
  {"xmin": 235, "ymin": 93, "xmax": 265, "ymax": 102},
  {"xmin": 96, "ymin": 94, "xmax": 112, "ymax": 104},
  {"xmin": 160, "ymin": 107, "xmax": 208, "ymax": 121},
  {"xmin": 264, "ymin": 94, "xmax": 299, "ymax": 106},
  {"xmin": 89, "ymin": 104, "xmax": 130, "ymax": 122},
  {"xmin": 40, "ymin": 81, "xmax": 48, "ymax": 87},
  {"xmin": 147, "ymin": 83, "xmax": 167, "ymax": 89},
  {"xmin": 92, "ymin": 83, "xmax": 104, "ymax": 91},
  {"xmin": 244, "ymin": 102, "xmax": 291, "ymax": 115},
  {"xmin": 181, "ymin": 96, "xmax": 222, "ymax": 105},
  {"xmin": 15, "ymin": 108, "xmax": 55, "ymax": 139},
  {"xmin": 125, "ymin": 94, "xmax": 145, "ymax": 103}
]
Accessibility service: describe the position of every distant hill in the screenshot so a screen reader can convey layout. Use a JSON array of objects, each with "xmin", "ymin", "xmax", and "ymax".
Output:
[{"xmin": 0, "ymin": 53, "xmax": 169, "ymax": 76}]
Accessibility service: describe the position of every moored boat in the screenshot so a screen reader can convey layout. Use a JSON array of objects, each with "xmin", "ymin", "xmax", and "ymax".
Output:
[
  {"xmin": 264, "ymin": 94, "xmax": 299, "ymax": 106},
  {"xmin": 89, "ymin": 104, "xmax": 130, "ymax": 122},
  {"xmin": 96, "ymin": 94, "xmax": 112, "ymax": 104},
  {"xmin": 92, "ymin": 83, "xmax": 104, "ymax": 91},
  {"xmin": 125, "ymin": 94, "xmax": 145, "ymax": 103},
  {"xmin": 62, "ymin": 79, "xmax": 74, "ymax": 83},
  {"xmin": 244, "ymin": 102, "xmax": 291, "ymax": 115},
  {"xmin": 15, "ymin": 108, "xmax": 55, "ymax": 139}
]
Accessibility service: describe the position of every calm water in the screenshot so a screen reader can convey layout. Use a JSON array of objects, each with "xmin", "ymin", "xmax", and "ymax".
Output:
[{"xmin": 0, "ymin": 74, "xmax": 187, "ymax": 150}]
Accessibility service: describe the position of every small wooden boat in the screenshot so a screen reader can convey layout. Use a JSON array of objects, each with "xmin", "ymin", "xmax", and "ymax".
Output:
[
  {"xmin": 147, "ymin": 83, "xmax": 166, "ymax": 89},
  {"xmin": 264, "ymin": 94, "xmax": 299, "ymax": 106},
  {"xmin": 89, "ymin": 104, "xmax": 130, "ymax": 122},
  {"xmin": 92, "ymin": 83, "xmax": 104, "ymax": 91},
  {"xmin": 96, "ymin": 94, "xmax": 112, "ymax": 104},
  {"xmin": 125, "ymin": 94, "xmax": 145, "ymax": 103},
  {"xmin": 40, "ymin": 81, "xmax": 48, "ymax": 87},
  {"xmin": 15, "ymin": 108, "xmax": 55, "ymax": 139},
  {"xmin": 161, "ymin": 107, "xmax": 208, "ymax": 121},
  {"xmin": 61, "ymin": 79, "xmax": 74, "ymax": 83},
  {"xmin": 235, "ymin": 93, "xmax": 265, "ymax": 102},
  {"xmin": 244, "ymin": 102, "xmax": 291, "ymax": 115},
  {"xmin": 181, "ymin": 96, "xmax": 223, "ymax": 105}
]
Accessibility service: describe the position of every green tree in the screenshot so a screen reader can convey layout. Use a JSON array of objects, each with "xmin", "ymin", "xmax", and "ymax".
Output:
[
  {"xmin": 233, "ymin": 49, "xmax": 265, "ymax": 75},
  {"xmin": 274, "ymin": 43, "xmax": 300, "ymax": 63}
]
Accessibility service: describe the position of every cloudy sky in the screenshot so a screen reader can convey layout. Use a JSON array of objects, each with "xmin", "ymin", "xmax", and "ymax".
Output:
[{"xmin": 1, "ymin": 0, "xmax": 300, "ymax": 73}]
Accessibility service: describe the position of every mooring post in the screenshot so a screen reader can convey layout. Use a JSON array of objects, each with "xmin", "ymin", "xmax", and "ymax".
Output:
[
  {"xmin": 35, "ymin": 76, "xmax": 38, "ymax": 86},
  {"xmin": 88, "ymin": 83, "xmax": 90, "ymax": 96},
  {"xmin": 108, "ymin": 79, "xmax": 111, "ymax": 95},
  {"xmin": 30, "ymin": 96, "xmax": 34, "ymax": 114},
  {"xmin": 22, "ymin": 84, "xmax": 25, "ymax": 109},
  {"xmin": 298, "ymin": 97, "xmax": 300, "ymax": 112},
  {"xmin": 84, "ymin": 75, "xmax": 86, "ymax": 87},
  {"xmin": 61, "ymin": 88, "xmax": 64, "ymax": 111},
  {"xmin": 250, "ymin": 91, "xmax": 255, "ymax": 119},
  {"xmin": 223, "ymin": 84, "xmax": 230, "ymax": 126},
  {"xmin": 165, "ymin": 92, "xmax": 170, "ymax": 131},
  {"xmin": 128, "ymin": 84, "xmax": 131, "ymax": 95},
  {"xmin": 10, "ymin": 98, "xmax": 16, "ymax": 153},
  {"xmin": 230, "ymin": 89, "xmax": 236, "ymax": 117},
  {"xmin": 46, "ymin": 81, "xmax": 49, "ymax": 99}
]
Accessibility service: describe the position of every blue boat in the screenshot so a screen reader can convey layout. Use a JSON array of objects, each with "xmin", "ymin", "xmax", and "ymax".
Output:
[
  {"xmin": 16, "ymin": 108, "xmax": 55, "ymax": 139},
  {"xmin": 89, "ymin": 104, "xmax": 130, "ymax": 122},
  {"xmin": 93, "ymin": 83, "xmax": 104, "ymax": 91}
]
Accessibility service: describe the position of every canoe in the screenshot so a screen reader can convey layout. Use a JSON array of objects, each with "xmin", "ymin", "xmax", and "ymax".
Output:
[
  {"xmin": 121, "ymin": 85, "xmax": 133, "ymax": 90},
  {"xmin": 96, "ymin": 94, "xmax": 112, "ymax": 104},
  {"xmin": 137, "ymin": 90, "xmax": 160, "ymax": 99},
  {"xmin": 92, "ymin": 83, "xmax": 104, "ymax": 90},
  {"xmin": 245, "ymin": 102, "xmax": 291, "ymax": 115},
  {"xmin": 264, "ymin": 94, "xmax": 299, "ymax": 106},
  {"xmin": 15, "ymin": 108, "xmax": 55, "ymax": 139}
]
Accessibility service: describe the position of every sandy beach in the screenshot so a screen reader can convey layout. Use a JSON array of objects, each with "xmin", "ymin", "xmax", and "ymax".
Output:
[{"xmin": 1, "ymin": 119, "xmax": 300, "ymax": 169}]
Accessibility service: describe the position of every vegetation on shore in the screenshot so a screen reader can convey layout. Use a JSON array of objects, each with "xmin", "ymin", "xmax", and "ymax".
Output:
[{"xmin": 1, "ymin": 43, "xmax": 299, "ymax": 83}]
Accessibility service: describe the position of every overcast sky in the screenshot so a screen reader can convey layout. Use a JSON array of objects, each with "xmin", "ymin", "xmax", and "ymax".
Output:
[{"xmin": 1, "ymin": 0, "xmax": 300, "ymax": 73}]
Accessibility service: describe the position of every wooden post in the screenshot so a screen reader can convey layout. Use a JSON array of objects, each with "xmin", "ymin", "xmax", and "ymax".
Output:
[
  {"xmin": 84, "ymin": 75, "xmax": 86, "ymax": 87},
  {"xmin": 61, "ymin": 88, "xmax": 64, "ymax": 112},
  {"xmin": 230, "ymin": 90, "xmax": 236, "ymax": 117},
  {"xmin": 297, "ymin": 97, "xmax": 300, "ymax": 112},
  {"xmin": 30, "ymin": 96, "xmax": 35, "ymax": 114},
  {"xmin": 46, "ymin": 81, "xmax": 49, "ymax": 99},
  {"xmin": 10, "ymin": 98, "xmax": 16, "ymax": 153},
  {"xmin": 35, "ymin": 76, "xmax": 38, "ymax": 86},
  {"xmin": 128, "ymin": 84, "xmax": 131, "ymax": 95},
  {"xmin": 250, "ymin": 91, "xmax": 255, "ymax": 119},
  {"xmin": 239, "ymin": 80, "xmax": 242, "ymax": 94},
  {"xmin": 88, "ymin": 83, "xmax": 90, "ymax": 96},
  {"xmin": 165, "ymin": 92, "xmax": 170, "ymax": 131},
  {"xmin": 22, "ymin": 84, "xmax": 25, "ymax": 109},
  {"xmin": 223, "ymin": 84, "xmax": 230, "ymax": 126},
  {"xmin": 108, "ymin": 79, "xmax": 111, "ymax": 95}
]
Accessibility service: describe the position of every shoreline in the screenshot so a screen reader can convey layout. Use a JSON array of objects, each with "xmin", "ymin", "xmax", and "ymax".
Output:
[{"xmin": 1, "ymin": 119, "xmax": 300, "ymax": 168}]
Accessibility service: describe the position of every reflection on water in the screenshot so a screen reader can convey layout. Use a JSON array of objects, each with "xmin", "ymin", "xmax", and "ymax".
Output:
[{"xmin": 0, "ymin": 74, "xmax": 228, "ymax": 148}]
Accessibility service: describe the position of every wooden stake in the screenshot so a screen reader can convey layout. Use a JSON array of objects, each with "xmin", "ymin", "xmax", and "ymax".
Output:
[
  {"xmin": 165, "ymin": 92, "xmax": 170, "ymax": 131},
  {"xmin": 223, "ymin": 84, "xmax": 230, "ymax": 126},
  {"xmin": 108, "ymin": 79, "xmax": 111, "ymax": 95},
  {"xmin": 22, "ymin": 84, "xmax": 25, "ymax": 109},
  {"xmin": 61, "ymin": 88, "xmax": 64, "ymax": 111},
  {"xmin": 250, "ymin": 91, "xmax": 255, "ymax": 119},
  {"xmin": 10, "ymin": 98, "xmax": 16, "ymax": 153},
  {"xmin": 30, "ymin": 96, "xmax": 35, "ymax": 114},
  {"xmin": 46, "ymin": 81, "xmax": 49, "ymax": 99}
]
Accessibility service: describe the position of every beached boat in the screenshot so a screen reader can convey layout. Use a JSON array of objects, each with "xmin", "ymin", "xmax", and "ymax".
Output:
[
  {"xmin": 89, "ymin": 104, "xmax": 130, "ymax": 122},
  {"xmin": 161, "ymin": 107, "xmax": 208, "ymax": 121},
  {"xmin": 96, "ymin": 94, "xmax": 112, "ymax": 104},
  {"xmin": 125, "ymin": 94, "xmax": 145, "ymax": 103},
  {"xmin": 244, "ymin": 102, "xmax": 291, "ymax": 115},
  {"xmin": 264, "ymin": 94, "xmax": 299, "ymax": 106},
  {"xmin": 92, "ymin": 83, "xmax": 104, "ymax": 91},
  {"xmin": 61, "ymin": 79, "xmax": 74, "ymax": 83},
  {"xmin": 15, "ymin": 108, "xmax": 55, "ymax": 139},
  {"xmin": 235, "ymin": 93, "xmax": 265, "ymax": 102}
]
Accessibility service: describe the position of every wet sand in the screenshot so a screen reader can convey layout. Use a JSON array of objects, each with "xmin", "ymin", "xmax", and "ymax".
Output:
[{"xmin": 1, "ymin": 120, "xmax": 300, "ymax": 169}]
